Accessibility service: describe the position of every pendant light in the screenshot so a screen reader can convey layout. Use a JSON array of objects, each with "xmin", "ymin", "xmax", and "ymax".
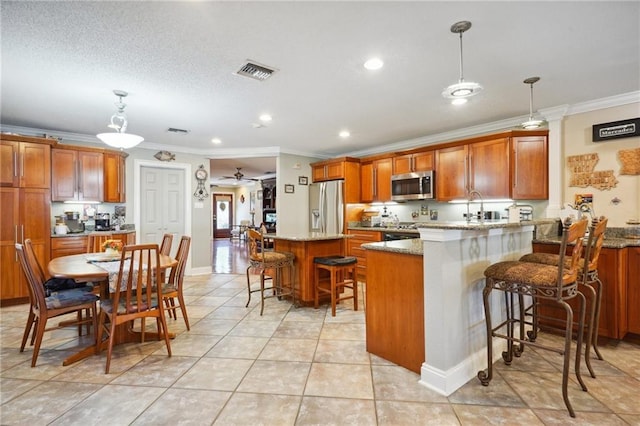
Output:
[
  {"xmin": 96, "ymin": 90, "xmax": 144, "ymax": 149},
  {"xmin": 521, "ymin": 77, "xmax": 545, "ymax": 129},
  {"xmin": 442, "ymin": 21, "xmax": 482, "ymax": 104}
]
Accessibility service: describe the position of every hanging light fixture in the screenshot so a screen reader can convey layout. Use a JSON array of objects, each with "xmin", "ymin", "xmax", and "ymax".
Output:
[
  {"xmin": 442, "ymin": 21, "xmax": 482, "ymax": 103},
  {"xmin": 521, "ymin": 77, "xmax": 545, "ymax": 129},
  {"xmin": 96, "ymin": 90, "xmax": 144, "ymax": 149}
]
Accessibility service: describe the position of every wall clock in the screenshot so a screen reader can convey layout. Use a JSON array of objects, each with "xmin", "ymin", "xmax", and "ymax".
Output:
[{"xmin": 194, "ymin": 165, "xmax": 209, "ymax": 201}]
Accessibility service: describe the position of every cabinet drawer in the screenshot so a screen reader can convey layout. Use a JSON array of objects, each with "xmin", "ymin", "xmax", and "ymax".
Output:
[
  {"xmin": 51, "ymin": 236, "xmax": 87, "ymax": 258},
  {"xmin": 347, "ymin": 230, "xmax": 382, "ymax": 242}
]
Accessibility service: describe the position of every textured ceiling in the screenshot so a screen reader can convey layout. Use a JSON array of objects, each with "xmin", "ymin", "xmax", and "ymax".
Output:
[{"xmin": 1, "ymin": 1, "xmax": 639, "ymax": 181}]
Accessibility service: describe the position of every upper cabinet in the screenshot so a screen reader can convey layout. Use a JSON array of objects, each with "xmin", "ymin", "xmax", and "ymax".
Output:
[
  {"xmin": 0, "ymin": 135, "xmax": 52, "ymax": 189},
  {"xmin": 360, "ymin": 156, "xmax": 392, "ymax": 203},
  {"xmin": 310, "ymin": 157, "xmax": 360, "ymax": 203},
  {"xmin": 104, "ymin": 152, "xmax": 126, "ymax": 203},
  {"xmin": 435, "ymin": 131, "xmax": 548, "ymax": 201},
  {"xmin": 393, "ymin": 150, "xmax": 434, "ymax": 175},
  {"xmin": 51, "ymin": 148, "xmax": 104, "ymax": 202}
]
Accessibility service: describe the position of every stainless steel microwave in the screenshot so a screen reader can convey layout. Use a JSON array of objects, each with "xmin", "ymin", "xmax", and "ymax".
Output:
[{"xmin": 391, "ymin": 170, "xmax": 434, "ymax": 201}]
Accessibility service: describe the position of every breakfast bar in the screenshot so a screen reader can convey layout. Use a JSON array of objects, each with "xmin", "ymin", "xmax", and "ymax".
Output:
[{"xmin": 269, "ymin": 233, "xmax": 351, "ymax": 304}]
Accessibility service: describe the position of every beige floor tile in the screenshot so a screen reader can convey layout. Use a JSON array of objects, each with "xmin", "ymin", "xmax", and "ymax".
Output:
[
  {"xmin": 376, "ymin": 400, "xmax": 460, "ymax": 426},
  {"xmin": 314, "ymin": 339, "xmax": 370, "ymax": 364},
  {"xmin": 453, "ymin": 404, "xmax": 544, "ymax": 425},
  {"xmin": 534, "ymin": 408, "xmax": 630, "ymax": 425},
  {"xmin": 372, "ymin": 365, "xmax": 448, "ymax": 403},
  {"xmin": 618, "ymin": 413, "xmax": 640, "ymax": 425},
  {"xmin": 449, "ymin": 370, "xmax": 526, "ymax": 407},
  {"xmin": 228, "ymin": 319, "xmax": 281, "ymax": 338},
  {"xmin": 297, "ymin": 396, "xmax": 377, "ymax": 425},
  {"xmin": 319, "ymin": 322, "xmax": 366, "ymax": 341},
  {"xmin": 274, "ymin": 320, "xmax": 323, "ymax": 340},
  {"xmin": 305, "ymin": 363, "xmax": 373, "ymax": 399},
  {"xmin": 188, "ymin": 318, "xmax": 238, "ymax": 335},
  {"xmin": 259, "ymin": 337, "xmax": 318, "ymax": 362},
  {"xmin": 0, "ymin": 377, "xmax": 43, "ymax": 404},
  {"xmin": 284, "ymin": 306, "xmax": 328, "ymax": 322},
  {"xmin": 152, "ymin": 331, "xmax": 222, "ymax": 357},
  {"xmin": 237, "ymin": 360, "xmax": 310, "ymax": 395},
  {"xmin": 173, "ymin": 357, "xmax": 253, "ymax": 391},
  {"xmin": 132, "ymin": 388, "xmax": 231, "ymax": 425},
  {"xmin": 205, "ymin": 335, "xmax": 269, "ymax": 359},
  {"xmin": 581, "ymin": 375, "xmax": 640, "ymax": 414},
  {"xmin": 110, "ymin": 355, "xmax": 197, "ymax": 387},
  {"xmin": 214, "ymin": 392, "xmax": 301, "ymax": 425}
]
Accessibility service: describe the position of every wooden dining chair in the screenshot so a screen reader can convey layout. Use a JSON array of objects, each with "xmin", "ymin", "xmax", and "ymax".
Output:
[
  {"xmin": 162, "ymin": 236, "xmax": 191, "ymax": 330},
  {"xmin": 87, "ymin": 233, "xmax": 114, "ymax": 253},
  {"xmin": 16, "ymin": 242, "xmax": 99, "ymax": 367},
  {"xmin": 159, "ymin": 233, "xmax": 173, "ymax": 256},
  {"xmin": 96, "ymin": 243, "xmax": 172, "ymax": 373}
]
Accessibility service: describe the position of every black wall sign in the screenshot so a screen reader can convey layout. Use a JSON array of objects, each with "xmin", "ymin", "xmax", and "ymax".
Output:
[{"xmin": 592, "ymin": 117, "xmax": 640, "ymax": 142}]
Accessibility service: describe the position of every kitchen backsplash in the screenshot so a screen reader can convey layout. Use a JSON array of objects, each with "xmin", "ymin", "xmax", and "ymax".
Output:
[{"xmin": 50, "ymin": 202, "xmax": 126, "ymax": 229}]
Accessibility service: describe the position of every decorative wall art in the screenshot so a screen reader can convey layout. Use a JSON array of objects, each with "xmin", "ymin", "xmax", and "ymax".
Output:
[
  {"xmin": 567, "ymin": 153, "xmax": 618, "ymax": 190},
  {"xmin": 298, "ymin": 176, "xmax": 308, "ymax": 185},
  {"xmin": 284, "ymin": 184, "xmax": 295, "ymax": 193},
  {"xmin": 618, "ymin": 147, "xmax": 640, "ymax": 175}
]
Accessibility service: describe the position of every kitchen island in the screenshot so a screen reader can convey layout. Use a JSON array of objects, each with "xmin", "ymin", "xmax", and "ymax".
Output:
[
  {"xmin": 362, "ymin": 220, "xmax": 536, "ymax": 396},
  {"xmin": 269, "ymin": 233, "xmax": 351, "ymax": 304}
]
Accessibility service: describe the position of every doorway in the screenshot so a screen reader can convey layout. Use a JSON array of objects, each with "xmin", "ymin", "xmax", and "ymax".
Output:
[{"xmin": 213, "ymin": 193, "xmax": 232, "ymax": 239}]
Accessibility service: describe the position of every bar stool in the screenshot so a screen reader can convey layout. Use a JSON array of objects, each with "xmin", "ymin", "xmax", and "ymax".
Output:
[
  {"xmin": 520, "ymin": 216, "xmax": 608, "ymax": 378},
  {"xmin": 314, "ymin": 256, "xmax": 358, "ymax": 317},
  {"xmin": 245, "ymin": 229, "xmax": 296, "ymax": 315},
  {"xmin": 478, "ymin": 218, "xmax": 589, "ymax": 418}
]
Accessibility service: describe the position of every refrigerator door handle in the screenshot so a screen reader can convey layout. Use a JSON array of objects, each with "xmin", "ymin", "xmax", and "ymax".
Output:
[{"xmin": 319, "ymin": 182, "xmax": 326, "ymax": 233}]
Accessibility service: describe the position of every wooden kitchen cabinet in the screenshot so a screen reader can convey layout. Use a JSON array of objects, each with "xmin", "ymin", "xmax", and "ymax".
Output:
[
  {"xmin": 1, "ymin": 135, "xmax": 52, "ymax": 189},
  {"xmin": 627, "ymin": 247, "xmax": 640, "ymax": 334},
  {"xmin": 310, "ymin": 157, "xmax": 361, "ymax": 203},
  {"xmin": 347, "ymin": 229, "xmax": 382, "ymax": 281},
  {"xmin": 360, "ymin": 156, "xmax": 392, "ymax": 203},
  {"xmin": 51, "ymin": 148, "xmax": 104, "ymax": 202},
  {"xmin": 511, "ymin": 135, "xmax": 548, "ymax": 200},
  {"xmin": 104, "ymin": 152, "xmax": 126, "ymax": 203},
  {"xmin": 393, "ymin": 150, "xmax": 434, "ymax": 174},
  {"xmin": 51, "ymin": 235, "xmax": 88, "ymax": 258}
]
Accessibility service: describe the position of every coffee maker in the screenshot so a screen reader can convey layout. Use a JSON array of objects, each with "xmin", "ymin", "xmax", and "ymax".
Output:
[{"xmin": 95, "ymin": 213, "xmax": 111, "ymax": 231}]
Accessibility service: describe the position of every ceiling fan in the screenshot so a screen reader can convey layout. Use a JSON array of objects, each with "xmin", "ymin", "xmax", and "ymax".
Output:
[{"xmin": 222, "ymin": 167, "xmax": 260, "ymax": 182}]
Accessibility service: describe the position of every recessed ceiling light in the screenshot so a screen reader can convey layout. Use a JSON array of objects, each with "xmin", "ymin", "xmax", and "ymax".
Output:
[
  {"xmin": 211, "ymin": 138, "xmax": 222, "ymax": 144},
  {"xmin": 451, "ymin": 98, "xmax": 468, "ymax": 106},
  {"xmin": 259, "ymin": 114, "xmax": 272, "ymax": 122},
  {"xmin": 339, "ymin": 130, "xmax": 350, "ymax": 138},
  {"xmin": 364, "ymin": 57, "xmax": 384, "ymax": 71}
]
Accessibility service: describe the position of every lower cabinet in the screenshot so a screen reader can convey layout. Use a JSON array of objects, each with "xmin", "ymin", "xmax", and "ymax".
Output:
[
  {"xmin": 51, "ymin": 232, "xmax": 137, "ymax": 259},
  {"xmin": 627, "ymin": 247, "xmax": 640, "ymax": 334},
  {"xmin": 346, "ymin": 229, "xmax": 382, "ymax": 282}
]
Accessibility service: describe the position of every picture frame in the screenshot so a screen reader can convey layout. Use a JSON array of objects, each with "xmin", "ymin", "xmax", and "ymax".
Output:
[
  {"xmin": 298, "ymin": 176, "xmax": 308, "ymax": 185},
  {"xmin": 284, "ymin": 184, "xmax": 295, "ymax": 193}
]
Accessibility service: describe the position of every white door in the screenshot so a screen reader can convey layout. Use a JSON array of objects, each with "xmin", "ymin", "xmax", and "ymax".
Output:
[{"xmin": 140, "ymin": 166, "xmax": 185, "ymax": 254}]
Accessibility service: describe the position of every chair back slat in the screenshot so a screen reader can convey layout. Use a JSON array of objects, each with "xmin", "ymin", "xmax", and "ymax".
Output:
[
  {"xmin": 87, "ymin": 233, "xmax": 114, "ymax": 253},
  {"xmin": 557, "ymin": 218, "xmax": 589, "ymax": 286},
  {"xmin": 15, "ymin": 243, "xmax": 47, "ymax": 313},
  {"xmin": 160, "ymin": 233, "xmax": 173, "ymax": 256},
  {"xmin": 111, "ymin": 244, "xmax": 161, "ymax": 317},
  {"xmin": 584, "ymin": 217, "xmax": 608, "ymax": 273},
  {"xmin": 168, "ymin": 236, "xmax": 191, "ymax": 289},
  {"xmin": 247, "ymin": 228, "xmax": 264, "ymax": 262}
]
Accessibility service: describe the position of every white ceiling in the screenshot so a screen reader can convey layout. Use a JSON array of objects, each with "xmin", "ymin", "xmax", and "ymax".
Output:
[{"xmin": 1, "ymin": 1, "xmax": 639, "ymax": 182}]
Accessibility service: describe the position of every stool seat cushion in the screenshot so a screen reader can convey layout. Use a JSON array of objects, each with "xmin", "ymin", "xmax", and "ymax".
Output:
[
  {"xmin": 519, "ymin": 253, "xmax": 587, "ymax": 271},
  {"xmin": 251, "ymin": 251, "xmax": 290, "ymax": 264},
  {"xmin": 314, "ymin": 256, "xmax": 357, "ymax": 266},
  {"xmin": 484, "ymin": 261, "xmax": 573, "ymax": 287}
]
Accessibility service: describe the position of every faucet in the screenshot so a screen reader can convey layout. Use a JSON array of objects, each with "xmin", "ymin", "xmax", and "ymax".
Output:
[{"xmin": 466, "ymin": 190, "xmax": 484, "ymax": 223}]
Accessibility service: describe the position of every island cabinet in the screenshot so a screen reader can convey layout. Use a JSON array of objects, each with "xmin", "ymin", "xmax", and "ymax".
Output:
[
  {"xmin": 366, "ymin": 249, "xmax": 424, "ymax": 373},
  {"xmin": 360, "ymin": 156, "xmax": 392, "ymax": 203},
  {"xmin": 436, "ymin": 137, "xmax": 510, "ymax": 201},
  {"xmin": 532, "ymin": 243, "xmax": 628, "ymax": 339},
  {"xmin": 0, "ymin": 134, "xmax": 52, "ymax": 305},
  {"xmin": 627, "ymin": 247, "xmax": 640, "ymax": 334},
  {"xmin": 346, "ymin": 229, "xmax": 382, "ymax": 281},
  {"xmin": 104, "ymin": 152, "xmax": 126, "ymax": 203},
  {"xmin": 392, "ymin": 150, "xmax": 434, "ymax": 174},
  {"xmin": 51, "ymin": 147, "xmax": 104, "ymax": 202},
  {"xmin": 310, "ymin": 157, "xmax": 361, "ymax": 203}
]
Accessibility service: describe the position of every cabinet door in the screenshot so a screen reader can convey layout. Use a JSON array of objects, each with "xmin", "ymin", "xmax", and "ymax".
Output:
[
  {"xmin": 51, "ymin": 149, "xmax": 78, "ymax": 201},
  {"xmin": 375, "ymin": 158, "xmax": 392, "ymax": 202},
  {"xmin": 436, "ymin": 145, "xmax": 467, "ymax": 201},
  {"xmin": 0, "ymin": 188, "xmax": 22, "ymax": 300},
  {"xmin": 628, "ymin": 247, "xmax": 640, "ymax": 334},
  {"xmin": 312, "ymin": 165, "xmax": 326, "ymax": 182},
  {"xmin": 104, "ymin": 153, "xmax": 126, "ymax": 202},
  {"xmin": 469, "ymin": 138, "xmax": 510, "ymax": 198},
  {"xmin": 78, "ymin": 151, "xmax": 103, "ymax": 201},
  {"xmin": 511, "ymin": 136, "xmax": 548, "ymax": 200},
  {"xmin": 0, "ymin": 141, "xmax": 19, "ymax": 187},
  {"xmin": 413, "ymin": 151, "xmax": 434, "ymax": 172},
  {"xmin": 20, "ymin": 142, "xmax": 51, "ymax": 189},
  {"xmin": 360, "ymin": 162, "xmax": 374, "ymax": 202},
  {"xmin": 325, "ymin": 162, "xmax": 344, "ymax": 180},
  {"xmin": 393, "ymin": 154, "xmax": 413, "ymax": 175}
]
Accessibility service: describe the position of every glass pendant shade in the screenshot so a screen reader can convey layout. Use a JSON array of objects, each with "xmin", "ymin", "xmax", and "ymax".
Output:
[
  {"xmin": 521, "ymin": 77, "xmax": 545, "ymax": 129},
  {"xmin": 96, "ymin": 90, "xmax": 144, "ymax": 149},
  {"xmin": 442, "ymin": 21, "xmax": 482, "ymax": 102}
]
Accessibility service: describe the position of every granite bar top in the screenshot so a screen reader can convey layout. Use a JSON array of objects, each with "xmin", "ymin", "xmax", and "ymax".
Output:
[
  {"xmin": 361, "ymin": 239, "xmax": 423, "ymax": 256},
  {"xmin": 350, "ymin": 219, "xmax": 548, "ymax": 233},
  {"xmin": 51, "ymin": 230, "xmax": 136, "ymax": 238},
  {"xmin": 268, "ymin": 233, "xmax": 352, "ymax": 242},
  {"xmin": 533, "ymin": 236, "xmax": 640, "ymax": 249}
]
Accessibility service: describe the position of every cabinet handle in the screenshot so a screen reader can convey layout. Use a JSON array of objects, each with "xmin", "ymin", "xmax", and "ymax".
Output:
[
  {"xmin": 373, "ymin": 168, "xmax": 377, "ymax": 198},
  {"xmin": 464, "ymin": 156, "xmax": 469, "ymax": 192},
  {"xmin": 76, "ymin": 158, "xmax": 82, "ymax": 197},
  {"xmin": 20, "ymin": 152, "xmax": 24, "ymax": 177},
  {"xmin": 513, "ymin": 147, "xmax": 518, "ymax": 188},
  {"xmin": 411, "ymin": 157, "xmax": 415, "ymax": 172},
  {"xmin": 13, "ymin": 152, "xmax": 18, "ymax": 177},
  {"xmin": 14, "ymin": 225, "xmax": 18, "ymax": 262},
  {"xmin": 21, "ymin": 225, "xmax": 24, "ymax": 244}
]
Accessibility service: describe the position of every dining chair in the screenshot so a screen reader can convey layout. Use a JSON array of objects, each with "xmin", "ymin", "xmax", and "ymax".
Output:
[
  {"xmin": 87, "ymin": 233, "xmax": 114, "ymax": 253},
  {"xmin": 162, "ymin": 236, "xmax": 191, "ymax": 330},
  {"xmin": 16, "ymin": 242, "xmax": 99, "ymax": 367},
  {"xmin": 159, "ymin": 233, "xmax": 173, "ymax": 256},
  {"xmin": 96, "ymin": 243, "xmax": 172, "ymax": 373}
]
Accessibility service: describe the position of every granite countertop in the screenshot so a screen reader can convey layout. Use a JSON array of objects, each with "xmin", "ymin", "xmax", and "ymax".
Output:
[
  {"xmin": 361, "ymin": 239, "xmax": 423, "ymax": 256},
  {"xmin": 533, "ymin": 235, "xmax": 640, "ymax": 249},
  {"xmin": 268, "ymin": 232, "xmax": 352, "ymax": 242},
  {"xmin": 51, "ymin": 229, "xmax": 136, "ymax": 238},
  {"xmin": 349, "ymin": 220, "xmax": 548, "ymax": 233}
]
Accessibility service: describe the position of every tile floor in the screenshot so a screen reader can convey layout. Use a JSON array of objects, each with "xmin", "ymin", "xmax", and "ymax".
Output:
[{"xmin": 1, "ymin": 273, "xmax": 639, "ymax": 425}]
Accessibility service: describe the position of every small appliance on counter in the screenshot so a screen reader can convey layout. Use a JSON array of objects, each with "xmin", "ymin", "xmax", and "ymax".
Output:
[
  {"xmin": 360, "ymin": 209, "xmax": 380, "ymax": 227},
  {"xmin": 95, "ymin": 213, "xmax": 111, "ymax": 231}
]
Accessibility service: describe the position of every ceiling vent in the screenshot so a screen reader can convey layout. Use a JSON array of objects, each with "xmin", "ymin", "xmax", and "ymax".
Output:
[
  {"xmin": 236, "ymin": 61, "xmax": 277, "ymax": 81},
  {"xmin": 167, "ymin": 128, "xmax": 190, "ymax": 134}
]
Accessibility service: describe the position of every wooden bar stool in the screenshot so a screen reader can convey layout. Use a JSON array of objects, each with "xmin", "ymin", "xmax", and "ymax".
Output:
[{"xmin": 314, "ymin": 256, "xmax": 358, "ymax": 317}]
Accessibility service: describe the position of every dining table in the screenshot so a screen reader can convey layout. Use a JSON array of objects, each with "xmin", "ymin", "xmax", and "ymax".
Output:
[{"xmin": 47, "ymin": 252, "xmax": 178, "ymax": 366}]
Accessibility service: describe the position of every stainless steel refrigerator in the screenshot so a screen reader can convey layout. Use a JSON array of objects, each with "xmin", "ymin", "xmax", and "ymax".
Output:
[{"xmin": 309, "ymin": 180, "xmax": 344, "ymax": 234}]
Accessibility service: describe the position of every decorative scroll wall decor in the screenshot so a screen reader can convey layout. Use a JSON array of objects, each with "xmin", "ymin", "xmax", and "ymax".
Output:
[
  {"xmin": 618, "ymin": 147, "xmax": 640, "ymax": 175},
  {"xmin": 567, "ymin": 153, "xmax": 618, "ymax": 190}
]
